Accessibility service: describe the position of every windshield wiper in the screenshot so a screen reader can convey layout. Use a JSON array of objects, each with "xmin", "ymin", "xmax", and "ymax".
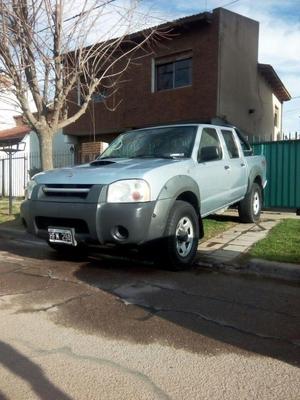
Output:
[
  {"xmin": 130, "ymin": 154, "xmax": 181, "ymax": 159},
  {"xmin": 130, "ymin": 155, "xmax": 156, "ymax": 159},
  {"xmin": 99, "ymin": 156, "xmax": 123, "ymax": 160}
]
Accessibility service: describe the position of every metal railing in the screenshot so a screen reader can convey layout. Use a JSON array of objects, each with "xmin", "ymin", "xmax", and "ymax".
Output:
[
  {"xmin": 253, "ymin": 140, "xmax": 300, "ymax": 210},
  {"xmin": 0, "ymin": 152, "xmax": 75, "ymax": 198}
]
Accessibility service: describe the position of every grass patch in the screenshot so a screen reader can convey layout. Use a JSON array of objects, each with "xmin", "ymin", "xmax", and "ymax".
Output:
[
  {"xmin": 250, "ymin": 219, "xmax": 300, "ymax": 264},
  {"xmin": 203, "ymin": 215, "xmax": 237, "ymax": 241},
  {"xmin": 0, "ymin": 199, "xmax": 22, "ymax": 225}
]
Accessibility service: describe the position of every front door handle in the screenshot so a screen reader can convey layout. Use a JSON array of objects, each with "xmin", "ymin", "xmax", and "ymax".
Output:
[
  {"xmin": 224, "ymin": 165, "xmax": 230, "ymax": 170},
  {"xmin": 241, "ymin": 163, "xmax": 246, "ymax": 167}
]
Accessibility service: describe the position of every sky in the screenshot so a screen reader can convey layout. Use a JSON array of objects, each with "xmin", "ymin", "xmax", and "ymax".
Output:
[
  {"xmin": 1, "ymin": 0, "xmax": 299, "ymax": 134},
  {"xmin": 139, "ymin": 0, "xmax": 300, "ymax": 134}
]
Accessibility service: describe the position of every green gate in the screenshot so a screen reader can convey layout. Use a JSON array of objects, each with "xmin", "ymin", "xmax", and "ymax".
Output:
[{"xmin": 252, "ymin": 140, "xmax": 300, "ymax": 210}]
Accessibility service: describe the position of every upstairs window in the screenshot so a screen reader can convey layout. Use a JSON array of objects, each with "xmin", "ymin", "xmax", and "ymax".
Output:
[
  {"xmin": 155, "ymin": 57, "xmax": 192, "ymax": 91},
  {"xmin": 274, "ymin": 105, "xmax": 279, "ymax": 127},
  {"xmin": 77, "ymin": 74, "xmax": 110, "ymax": 106},
  {"xmin": 91, "ymin": 88, "xmax": 108, "ymax": 103}
]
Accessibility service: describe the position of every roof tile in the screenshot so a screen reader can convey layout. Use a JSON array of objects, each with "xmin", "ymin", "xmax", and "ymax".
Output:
[{"xmin": 0, "ymin": 125, "xmax": 31, "ymax": 142}]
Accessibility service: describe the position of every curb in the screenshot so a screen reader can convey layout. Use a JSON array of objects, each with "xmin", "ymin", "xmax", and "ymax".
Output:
[
  {"xmin": 1, "ymin": 226, "xmax": 299, "ymax": 283},
  {"xmin": 197, "ymin": 258, "xmax": 300, "ymax": 283},
  {"xmin": 245, "ymin": 258, "xmax": 300, "ymax": 283}
]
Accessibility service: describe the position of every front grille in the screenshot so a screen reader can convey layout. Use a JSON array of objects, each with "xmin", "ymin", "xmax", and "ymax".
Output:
[
  {"xmin": 35, "ymin": 217, "xmax": 89, "ymax": 233},
  {"xmin": 43, "ymin": 184, "xmax": 93, "ymax": 199}
]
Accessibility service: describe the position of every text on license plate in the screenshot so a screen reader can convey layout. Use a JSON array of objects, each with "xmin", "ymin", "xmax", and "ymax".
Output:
[{"xmin": 48, "ymin": 227, "xmax": 77, "ymax": 246}]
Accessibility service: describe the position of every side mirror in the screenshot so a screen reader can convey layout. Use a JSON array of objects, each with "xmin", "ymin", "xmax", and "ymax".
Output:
[{"xmin": 199, "ymin": 146, "xmax": 221, "ymax": 162}]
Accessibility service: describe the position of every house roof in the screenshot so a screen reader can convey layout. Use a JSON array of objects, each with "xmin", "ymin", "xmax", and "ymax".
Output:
[
  {"xmin": 0, "ymin": 125, "xmax": 31, "ymax": 145},
  {"xmin": 258, "ymin": 64, "xmax": 291, "ymax": 102},
  {"xmin": 126, "ymin": 11, "xmax": 212, "ymax": 43}
]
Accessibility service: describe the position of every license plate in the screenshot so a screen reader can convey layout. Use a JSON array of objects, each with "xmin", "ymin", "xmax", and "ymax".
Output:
[{"xmin": 48, "ymin": 227, "xmax": 77, "ymax": 246}]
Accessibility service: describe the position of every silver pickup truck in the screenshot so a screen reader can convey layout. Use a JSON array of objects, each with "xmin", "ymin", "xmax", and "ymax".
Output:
[{"xmin": 21, "ymin": 124, "xmax": 266, "ymax": 269}]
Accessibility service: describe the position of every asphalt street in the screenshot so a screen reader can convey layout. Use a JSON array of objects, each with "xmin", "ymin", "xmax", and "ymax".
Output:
[{"xmin": 0, "ymin": 235, "xmax": 299, "ymax": 400}]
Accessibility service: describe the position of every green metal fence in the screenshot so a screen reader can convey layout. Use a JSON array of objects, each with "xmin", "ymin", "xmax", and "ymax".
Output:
[{"xmin": 252, "ymin": 140, "xmax": 300, "ymax": 210}]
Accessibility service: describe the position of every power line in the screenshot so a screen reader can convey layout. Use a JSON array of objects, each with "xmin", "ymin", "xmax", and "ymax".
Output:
[
  {"xmin": 112, "ymin": 3, "xmax": 169, "ymax": 23},
  {"xmin": 63, "ymin": 0, "xmax": 116, "ymax": 24},
  {"xmin": 34, "ymin": 0, "xmax": 245, "ymax": 38},
  {"xmin": 56, "ymin": 0, "xmax": 243, "ymax": 33},
  {"xmin": 37, "ymin": 0, "xmax": 116, "ymax": 33},
  {"xmin": 213, "ymin": 0, "xmax": 242, "ymax": 10}
]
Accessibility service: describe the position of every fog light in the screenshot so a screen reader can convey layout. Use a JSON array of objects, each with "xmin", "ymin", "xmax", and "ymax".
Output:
[{"xmin": 112, "ymin": 225, "xmax": 129, "ymax": 241}]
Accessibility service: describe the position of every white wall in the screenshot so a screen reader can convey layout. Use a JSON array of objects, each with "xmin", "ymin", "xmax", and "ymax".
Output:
[
  {"xmin": 256, "ymin": 75, "xmax": 282, "ymax": 141},
  {"xmin": 0, "ymin": 88, "xmax": 21, "ymax": 130},
  {"xmin": 0, "ymin": 85, "xmax": 74, "ymax": 196},
  {"xmin": 0, "ymin": 135, "xmax": 31, "ymax": 197}
]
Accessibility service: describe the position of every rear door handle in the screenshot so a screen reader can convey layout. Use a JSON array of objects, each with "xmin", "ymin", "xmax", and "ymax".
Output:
[
  {"xmin": 224, "ymin": 165, "xmax": 230, "ymax": 170},
  {"xmin": 241, "ymin": 163, "xmax": 246, "ymax": 167}
]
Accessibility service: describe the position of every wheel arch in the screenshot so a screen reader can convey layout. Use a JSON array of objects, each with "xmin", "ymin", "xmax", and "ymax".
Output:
[
  {"xmin": 157, "ymin": 176, "xmax": 203, "ymax": 239},
  {"xmin": 253, "ymin": 175, "xmax": 263, "ymax": 187},
  {"xmin": 247, "ymin": 167, "xmax": 263, "ymax": 192},
  {"xmin": 176, "ymin": 191, "xmax": 199, "ymax": 215},
  {"xmin": 248, "ymin": 174, "xmax": 264, "ymax": 202},
  {"xmin": 157, "ymin": 175, "xmax": 201, "ymax": 207},
  {"xmin": 176, "ymin": 191, "xmax": 204, "ymax": 238}
]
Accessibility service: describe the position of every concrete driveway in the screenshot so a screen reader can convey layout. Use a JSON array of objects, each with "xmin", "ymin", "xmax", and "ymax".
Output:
[{"xmin": 0, "ymin": 230, "xmax": 299, "ymax": 399}]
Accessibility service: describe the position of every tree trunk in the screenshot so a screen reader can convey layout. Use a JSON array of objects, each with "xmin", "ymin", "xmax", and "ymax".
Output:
[{"xmin": 39, "ymin": 130, "xmax": 54, "ymax": 171}]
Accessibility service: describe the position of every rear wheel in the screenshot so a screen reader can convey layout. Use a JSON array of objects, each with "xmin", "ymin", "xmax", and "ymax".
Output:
[
  {"xmin": 238, "ymin": 182, "xmax": 262, "ymax": 223},
  {"xmin": 161, "ymin": 200, "xmax": 199, "ymax": 270}
]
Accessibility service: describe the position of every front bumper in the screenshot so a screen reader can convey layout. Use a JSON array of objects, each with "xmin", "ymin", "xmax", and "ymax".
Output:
[{"xmin": 21, "ymin": 197, "xmax": 172, "ymax": 246}]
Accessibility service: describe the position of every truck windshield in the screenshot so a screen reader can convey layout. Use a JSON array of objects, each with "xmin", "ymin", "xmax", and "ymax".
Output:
[{"xmin": 99, "ymin": 126, "xmax": 197, "ymax": 159}]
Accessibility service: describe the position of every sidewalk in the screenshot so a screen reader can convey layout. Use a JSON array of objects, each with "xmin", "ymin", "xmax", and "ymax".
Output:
[{"xmin": 197, "ymin": 210, "xmax": 300, "ymax": 283}]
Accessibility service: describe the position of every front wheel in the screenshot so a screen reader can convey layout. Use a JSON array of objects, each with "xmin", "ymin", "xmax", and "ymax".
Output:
[
  {"xmin": 162, "ymin": 200, "xmax": 199, "ymax": 270},
  {"xmin": 238, "ymin": 182, "xmax": 262, "ymax": 223}
]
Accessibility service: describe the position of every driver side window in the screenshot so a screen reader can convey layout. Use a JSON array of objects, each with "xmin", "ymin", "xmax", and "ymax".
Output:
[{"xmin": 198, "ymin": 128, "xmax": 223, "ymax": 163}]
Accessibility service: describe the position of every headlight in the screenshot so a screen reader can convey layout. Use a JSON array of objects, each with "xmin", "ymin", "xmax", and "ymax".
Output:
[
  {"xmin": 107, "ymin": 179, "xmax": 150, "ymax": 203},
  {"xmin": 26, "ymin": 179, "xmax": 37, "ymax": 200}
]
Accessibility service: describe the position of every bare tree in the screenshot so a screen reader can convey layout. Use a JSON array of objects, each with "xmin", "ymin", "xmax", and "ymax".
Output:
[{"xmin": 0, "ymin": 0, "xmax": 164, "ymax": 170}]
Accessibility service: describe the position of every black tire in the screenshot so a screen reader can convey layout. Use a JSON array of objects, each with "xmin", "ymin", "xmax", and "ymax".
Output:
[
  {"xmin": 238, "ymin": 182, "xmax": 262, "ymax": 223},
  {"xmin": 48, "ymin": 242, "xmax": 88, "ymax": 259},
  {"xmin": 161, "ymin": 200, "xmax": 199, "ymax": 270}
]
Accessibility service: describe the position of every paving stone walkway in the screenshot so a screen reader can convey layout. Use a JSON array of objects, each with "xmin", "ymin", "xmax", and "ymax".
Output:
[{"xmin": 197, "ymin": 212, "xmax": 280, "ymax": 266}]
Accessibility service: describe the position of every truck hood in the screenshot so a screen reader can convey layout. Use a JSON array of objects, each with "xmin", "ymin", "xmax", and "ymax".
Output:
[{"xmin": 33, "ymin": 158, "xmax": 192, "ymax": 185}]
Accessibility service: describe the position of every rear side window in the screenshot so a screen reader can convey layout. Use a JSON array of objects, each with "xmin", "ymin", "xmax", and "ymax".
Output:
[
  {"xmin": 221, "ymin": 130, "xmax": 240, "ymax": 159},
  {"xmin": 235, "ymin": 129, "xmax": 253, "ymax": 156},
  {"xmin": 198, "ymin": 128, "xmax": 222, "ymax": 162}
]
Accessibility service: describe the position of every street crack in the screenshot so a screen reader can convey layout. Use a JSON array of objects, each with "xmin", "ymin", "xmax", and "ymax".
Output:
[
  {"xmin": 8, "ymin": 337, "xmax": 172, "ymax": 400},
  {"xmin": 18, "ymin": 293, "xmax": 93, "ymax": 313},
  {"xmin": 131, "ymin": 301, "xmax": 300, "ymax": 348},
  {"xmin": 115, "ymin": 280, "xmax": 298, "ymax": 319}
]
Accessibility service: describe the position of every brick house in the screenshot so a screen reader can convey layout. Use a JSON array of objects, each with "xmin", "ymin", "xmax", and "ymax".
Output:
[{"xmin": 63, "ymin": 7, "xmax": 291, "ymax": 163}]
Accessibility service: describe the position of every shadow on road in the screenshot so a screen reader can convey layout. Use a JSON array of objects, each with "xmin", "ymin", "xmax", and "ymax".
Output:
[
  {"xmin": 72, "ymin": 256, "xmax": 300, "ymax": 367},
  {"xmin": 0, "ymin": 390, "xmax": 8, "ymax": 400},
  {"xmin": 0, "ymin": 232, "xmax": 299, "ymax": 367},
  {"xmin": 0, "ymin": 341, "xmax": 72, "ymax": 400}
]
